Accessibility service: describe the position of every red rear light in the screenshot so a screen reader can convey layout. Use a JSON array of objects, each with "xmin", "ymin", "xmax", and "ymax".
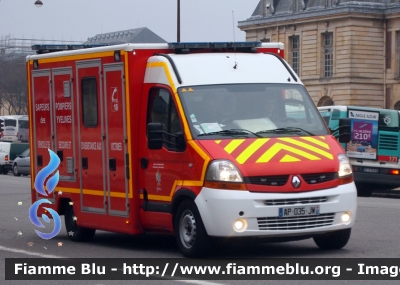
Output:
[
  {"xmin": 5, "ymin": 155, "xmax": 8, "ymax": 161},
  {"xmin": 390, "ymin": 170, "xmax": 399, "ymax": 175}
]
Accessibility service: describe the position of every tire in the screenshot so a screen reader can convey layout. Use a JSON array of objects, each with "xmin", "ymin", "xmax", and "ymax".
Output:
[
  {"xmin": 174, "ymin": 200, "xmax": 211, "ymax": 258},
  {"xmin": 13, "ymin": 164, "xmax": 21, "ymax": 176},
  {"xmin": 314, "ymin": 228, "xmax": 351, "ymax": 250},
  {"xmin": 65, "ymin": 203, "xmax": 96, "ymax": 242},
  {"xmin": 1, "ymin": 166, "xmax": 8, "ymax": 175}
]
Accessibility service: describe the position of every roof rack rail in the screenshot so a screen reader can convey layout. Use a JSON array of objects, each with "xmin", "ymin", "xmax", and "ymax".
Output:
[{"xmin": 31, "ymin": 44, "xmax": 108, "ymax": 54}]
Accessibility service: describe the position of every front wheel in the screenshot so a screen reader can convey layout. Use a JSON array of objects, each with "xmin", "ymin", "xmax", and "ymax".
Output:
[
  {"xmin": 174, "ymin": 200, "xmax": 211, "ymax": 258},
  {"xmin": 313, "ymin": 228, "xmax": 351, "ymax": 250},
  {"xmin": 65, "ymin": 203, "xmax": 96, "ymax": 242}
]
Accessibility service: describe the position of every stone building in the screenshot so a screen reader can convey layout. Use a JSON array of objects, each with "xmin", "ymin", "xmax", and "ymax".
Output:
[{"xmin": 238, "ymin": 0, "xmax": 400, "ymax": 109}]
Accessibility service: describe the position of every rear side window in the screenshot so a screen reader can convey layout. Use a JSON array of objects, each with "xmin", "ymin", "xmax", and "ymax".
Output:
[{"xmin": 81, "ymin": 77, "xmax": 98, "ymax": 127}]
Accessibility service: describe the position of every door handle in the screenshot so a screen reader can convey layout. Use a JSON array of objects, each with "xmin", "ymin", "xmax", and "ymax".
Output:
[
  {"xmin": 141, "ymin": 158, "xmax": 148, "ymax": 169},
  {"xmin": 82, "ymin": 157, "xmax": 88, "ymax": 169},
  {"xmin": 109, "ymin": 158, "xmax": 116, "ymax": 171}
]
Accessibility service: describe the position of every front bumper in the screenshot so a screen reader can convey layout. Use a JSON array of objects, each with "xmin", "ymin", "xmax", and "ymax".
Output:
[{"xmin": 195, "ymin": 183, "xmax": 357, "ymax": 238}]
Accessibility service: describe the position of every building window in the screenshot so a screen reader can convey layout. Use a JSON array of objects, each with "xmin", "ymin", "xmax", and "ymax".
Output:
[
  {"xmin": 81, "ymin": 77, "xmax": 98, "ymax": 127},
  {"xmin": 324, "ymin": 33, "xmax": 334, "ymax": 78},
  {"xmin": 397, "ymin": 32, "xmax": 400, "ymax": 77},
  {"xmin": 387, "ymin": 31, "xmax": 392, "ymax": 70},
  {"xmin": 326, "ymin": 0, "xmax": 333, "ymax": 8},
  {"xmin": 290, "ymin": 36, "xmax": 300, "ymax": 75},
  {"xmin": 293, "ymin": 0, "xmax": 299, "ymax": 12},
  {"xmin": 394, "ymin": 101, "xmax": 400, "ymax": 111}
]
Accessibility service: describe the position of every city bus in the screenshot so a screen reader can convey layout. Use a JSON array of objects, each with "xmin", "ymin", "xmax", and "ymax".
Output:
[{"xmin": 318, "ymin": 105, "xmax": 400, "ymax": 196}]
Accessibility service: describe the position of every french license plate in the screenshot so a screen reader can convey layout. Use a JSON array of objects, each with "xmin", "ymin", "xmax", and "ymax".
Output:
[
  {"xmin": 279, "ymin": 205, "xmax": 320, "ymax": 218},
  {"xmin": 363, "ymin": 167, "xmax": 379, "ymax": 173}
]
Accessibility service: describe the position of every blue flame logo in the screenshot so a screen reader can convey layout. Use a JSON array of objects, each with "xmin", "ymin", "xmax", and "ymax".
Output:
[{"xmin": 29, "ymin": 149, "xmax": 62, "ymax": 240}]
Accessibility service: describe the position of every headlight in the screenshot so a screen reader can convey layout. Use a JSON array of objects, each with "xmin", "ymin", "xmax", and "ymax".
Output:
[
  {"xmin": 205, "ymin": 160, "xmax": 243, "ymax": 182},
  {"xmin": 338, "ymin": 154, "xmax": 352, "ymax": 177}
]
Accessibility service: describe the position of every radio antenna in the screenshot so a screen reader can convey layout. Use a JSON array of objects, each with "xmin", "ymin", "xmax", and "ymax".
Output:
[
  {"xmin": 232, "ymin": 10, "xmax": 238, "ymax": 69},
  {"xmin": 232, "ymin": 10, "xmax": 236, "ymax": 43}
]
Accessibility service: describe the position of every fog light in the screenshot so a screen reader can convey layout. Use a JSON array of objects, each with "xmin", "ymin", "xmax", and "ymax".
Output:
[
  {"xmin": 233, "ymin": 218, "xmax": 248, "ymax": 232},
  {"xmin": 341, "ymin": 212, "xmax": 351, "ymax": 223}
]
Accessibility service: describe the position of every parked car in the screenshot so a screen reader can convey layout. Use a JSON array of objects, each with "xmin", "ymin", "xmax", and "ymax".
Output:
[{"xmin": 12, "ymin": 148, "xmax": 30, "ymax": 176}]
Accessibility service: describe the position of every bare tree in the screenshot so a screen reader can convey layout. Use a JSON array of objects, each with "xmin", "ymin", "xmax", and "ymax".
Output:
[{"xmin": 0, "ymin": 58, "xmax": 28, "ymax": 115}]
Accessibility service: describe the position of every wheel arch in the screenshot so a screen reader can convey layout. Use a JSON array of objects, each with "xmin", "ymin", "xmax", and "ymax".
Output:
[
  {"xmin": 171, "ymin": 188, "xmax": 197, "ymax": 220},
  {"xmin": 57, "ymin": 198, "xmax": 72, "ymax": 216}
]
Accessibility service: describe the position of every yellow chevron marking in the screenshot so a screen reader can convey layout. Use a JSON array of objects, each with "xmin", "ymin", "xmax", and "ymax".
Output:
[
  {"xmin": 319, "ymin": 136, "xmax": 326, "ymax": 140},
  {"xmin": 301, "ymin": 137, "xmax": 330, "ymax": 149},
  {"xmin": 188, "ymin": 140, "xmax": 210, "ymax": 181},
  {"xmin": 215, "ymin": 140, "xmax": 222, "ymax": 144},
  {"xmin": 280, "ymin": 154, "xmax": 301, "ymax": 162},
  {"xmin": 182, "ymin": 88, "xmax": 188, "ymax": 92},
  {"xmin": 224, "ymin": 139, "xmax": 245, "ymax": 154},
  {"xmin": 278, "ymin": 138, "xmax": 333, "ymax": 159},
  {"xmin": 188, "ymin": 88, "xmax": 194, "ymax": 92},
  {"xmin": 257, "ymin": 143, "xmax": 320, "ymax": 163},
  {"xmin": 236, "ymin": 138, "xmax": 269, "ymax": 164}
]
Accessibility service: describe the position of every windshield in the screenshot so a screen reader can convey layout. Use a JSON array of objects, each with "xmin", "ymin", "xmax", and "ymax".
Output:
[
  {"xmin": 178, "ymin": 83, "xmax": 329, "ymax": 139},
  {"xmin": 5, "ymin": 119, "xmax": 17, "ymax": 127}
]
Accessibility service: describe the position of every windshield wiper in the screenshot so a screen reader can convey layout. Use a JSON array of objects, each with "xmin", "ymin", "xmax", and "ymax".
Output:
[
  {"xmin": 197, "ymin": 129, "xmax": 262, "ymax": 137},
  {"xmin": 256, "ymin": 127, "xmax": 315, "ymax": 136}
]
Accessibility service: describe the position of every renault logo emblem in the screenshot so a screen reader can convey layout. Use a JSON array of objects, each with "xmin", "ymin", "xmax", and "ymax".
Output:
[{"xmin": 292, "ymin": 176, "xmax": 301, "ymax": 189}]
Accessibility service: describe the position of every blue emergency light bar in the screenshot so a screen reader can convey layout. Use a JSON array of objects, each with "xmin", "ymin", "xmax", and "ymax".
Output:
[
  {"xmin": 168, "ymin": 42, "xmax": 262, "ymax": 49},
  {"xmin": 168, "ymin": 41, "xmax": 262, "ymax": 53},
  {"xmin": 31, "ymin": 44, "xmax": 108, "ymax": 54},
  {"xmin": 31, "ymin": 41, "xmax": 264, "ymax": 54}
]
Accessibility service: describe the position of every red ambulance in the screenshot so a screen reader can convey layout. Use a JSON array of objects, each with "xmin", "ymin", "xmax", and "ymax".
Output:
[{"xmin": 27, "ymin": 42, "xmax": 356, "ymax": 257}]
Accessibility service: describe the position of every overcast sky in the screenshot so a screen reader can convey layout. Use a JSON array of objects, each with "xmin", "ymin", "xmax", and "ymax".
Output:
[{"xmin": 0, "ymin": 0, "xmax": 260, "ymax": 43}]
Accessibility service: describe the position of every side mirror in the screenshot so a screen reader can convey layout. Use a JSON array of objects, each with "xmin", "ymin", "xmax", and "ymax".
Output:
[
  {"xmin": 147, "ymin": 123, "xmax": 163, "ymax": 150},
  {"xmin": 338, "ymin": 118, "xmax": 351, "ymax": 143}
]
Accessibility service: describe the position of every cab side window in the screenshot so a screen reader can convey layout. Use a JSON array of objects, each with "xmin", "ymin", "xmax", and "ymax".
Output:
[{"xmin": 147, "ymin": 88, "xmax": 184, "ymax": 151}]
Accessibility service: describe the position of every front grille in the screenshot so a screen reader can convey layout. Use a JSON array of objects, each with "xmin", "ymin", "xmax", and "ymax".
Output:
[
  {"xmin": 245, "ymin": 175, "xmax": 289, "ymax": 186},
  {"xmin": 263, "ymin": 196, "xmax": 328, "ymax": 206},
  {"xmin": 257, "ymin": 213, "xmax": 335, "ymax": 230},
  {"xmin": 301, "ymin": 173, "xmax": 337, "ymax": 184}
]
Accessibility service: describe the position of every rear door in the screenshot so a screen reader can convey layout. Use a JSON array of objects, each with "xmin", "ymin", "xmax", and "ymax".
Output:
[
  {"xmin": 31, "ymin": 69, "xmax": 55, "ymax": 201},
  {"xmin": 52, "ymin": 67, "xmax": 76, "ymax": 182}
]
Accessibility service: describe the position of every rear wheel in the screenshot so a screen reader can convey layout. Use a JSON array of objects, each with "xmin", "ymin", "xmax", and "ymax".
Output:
[
  {"xmin": 174, "ymin": 200, "xmax": 211, "ymax": 258},
  {"xmin": 13, "ymin": 164, "xmax": 21, "ymax": 176},
  {"xmin": 314, "ymin": 228, "xmax": 351, "ymax": 250},
  {"xmin": 1, "ymin": 166, "xmax": 8, "ymax": 175},
  {"xmin": 65, "ymin": 203, "xmax": 96, "ymax": 242}
]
